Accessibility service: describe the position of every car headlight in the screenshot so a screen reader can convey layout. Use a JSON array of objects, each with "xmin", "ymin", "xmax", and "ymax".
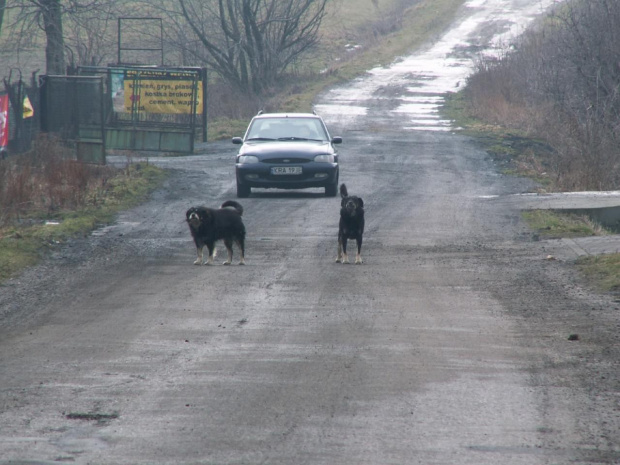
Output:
[
  {"xmin": 314, "ymin": 154, "xmax": 334, "ymax": 163},
  {"xmin": 238, "ymin": 155, "xmax": 259, "ymax": 164}
]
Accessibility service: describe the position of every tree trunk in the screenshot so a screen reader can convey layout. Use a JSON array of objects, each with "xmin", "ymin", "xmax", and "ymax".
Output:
[
  {"xmin": 0, "ymin": 0, "xmax": 6, "ymax": 36},
  {"xmin": 40, "ymin": 0, "xmax": 65, "ymax": 75}
]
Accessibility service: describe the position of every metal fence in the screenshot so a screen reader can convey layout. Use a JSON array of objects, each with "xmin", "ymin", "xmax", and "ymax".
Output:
[
  {"xmin": 78, "ymin": 65, "xmax": 207, "ymax": 153},
  {"xmin": 39, "ymin": 75, "xmax": 106, "ymax": 163},
  {"xmin": 2, "ymin": 65, "xmax": 207, "ymax": 161}
]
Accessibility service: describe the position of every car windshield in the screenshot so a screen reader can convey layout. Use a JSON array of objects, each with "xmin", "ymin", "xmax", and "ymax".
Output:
[{"xmin": 246, "ymin": 117, "xmax": 328, "ymax": 141}]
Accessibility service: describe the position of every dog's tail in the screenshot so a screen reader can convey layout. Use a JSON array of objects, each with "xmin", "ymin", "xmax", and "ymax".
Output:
[
  {"xmin": 221, "ymin": 200, "xmax": 243, "ymax": 216},
  {"xmin": 340, "ymin": 183, "xmax": 348, "ymax": 198}
]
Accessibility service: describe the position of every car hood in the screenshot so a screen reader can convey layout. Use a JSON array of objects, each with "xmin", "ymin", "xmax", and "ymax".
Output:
[{"xmin": 238, "ymin": 141, "xmax": 335, "ymax": 159}]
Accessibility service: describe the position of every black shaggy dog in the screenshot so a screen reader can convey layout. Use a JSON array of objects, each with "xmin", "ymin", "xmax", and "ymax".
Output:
[
  {"xmin": 336, "ymin": 183, "xmax": 364, "ymax": 264},
  {"xmin": 186, "ymin": 200, "xmax": 246, "ymax": 265}
]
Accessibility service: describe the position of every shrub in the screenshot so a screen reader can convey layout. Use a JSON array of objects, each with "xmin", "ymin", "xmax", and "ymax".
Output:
[
  {"xmin": 464, "ymin": 0, "xmax": 620, "ymax": 191},
  {"xmin": 0, "ymin": 135, "xmax": 118, "ymax": 226}
]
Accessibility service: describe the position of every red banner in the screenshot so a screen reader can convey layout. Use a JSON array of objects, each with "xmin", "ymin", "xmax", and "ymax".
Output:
[{"xmin": 0, "ymin": 94, "xmax": 8, "ymax": 149}]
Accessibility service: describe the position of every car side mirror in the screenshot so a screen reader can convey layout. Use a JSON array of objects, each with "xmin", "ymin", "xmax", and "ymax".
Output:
[
  {"xmin": 331, "ymin": 136, "xmax": 342, "ymax": 144},
  {"xmin": 232, "ymin": 137, "xmax": 243, "ymax": 144}
]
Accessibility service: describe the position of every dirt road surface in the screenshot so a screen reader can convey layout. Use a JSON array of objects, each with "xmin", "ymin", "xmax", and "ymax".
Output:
[{"xmin": 1, "ymin": 1, "xmax": 619, "ymax": 464}]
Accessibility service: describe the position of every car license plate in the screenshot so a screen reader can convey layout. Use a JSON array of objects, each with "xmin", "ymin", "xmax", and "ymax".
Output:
[{"xmin": 271, "ymin": 166, "xmax": 302, "ymax": 175}]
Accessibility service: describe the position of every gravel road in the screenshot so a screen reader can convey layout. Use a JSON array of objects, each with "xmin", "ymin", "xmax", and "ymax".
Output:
[{"xmin": 1, "ymin": 0, "xmax": 619, "ymax": 463}]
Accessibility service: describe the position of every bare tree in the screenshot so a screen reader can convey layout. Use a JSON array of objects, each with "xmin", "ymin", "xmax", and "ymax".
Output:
[
  {"xmin": 1, "ymin": 0, "xmax": 131, "ymax": 75},
  {"xmin": 464, "ymin": 0, "xmax": 620, "ymax": 190},
  {"xmin": 175, "ymin": 0, "xmax": 328, "ymax": 95},
  {"xmin": 66, "ymin": 1, "xmax": 130, "ymax": 69},
  {"xmin": 40, "ymin": 0, "xmax": 65, "ymax": 74},
  {"xmin": 0, "ymin": 0, "xmax": 6, "ymax": 35}
]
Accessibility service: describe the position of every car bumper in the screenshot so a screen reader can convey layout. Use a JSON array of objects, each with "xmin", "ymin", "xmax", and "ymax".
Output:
[{"xmin": 236, "ymin": 164, "xmax": 338, "ymax": 189}]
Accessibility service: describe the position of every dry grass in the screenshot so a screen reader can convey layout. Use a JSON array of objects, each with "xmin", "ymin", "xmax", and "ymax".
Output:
[
  {"xmin": 521, "ymin": 210, "xmax": 608, "ymax": 239},
  {"xmin": 576, "ymin": 254, "xmax": 620, "ymax": 293},
  {"xmin": 460, "ymin": 0, "xmax": 620, "ymax": 193},
  {"xmin": 0, "ymin": 135, "xmax": 119, "ymax": 226},
  {"xmin": 0, "ymin": 136, "xmax": 166, "ymax": 283}
]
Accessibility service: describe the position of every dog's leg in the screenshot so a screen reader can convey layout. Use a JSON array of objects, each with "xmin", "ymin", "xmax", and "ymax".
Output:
[
  {"xmin": 194, "ymin": 245, "xmax": 204, "ymax": 265},
  {"xmin": 237, "ymin": 239, "xmax": 246, "ymax": 265},
  {"xmin": 205, "ymin": 242, "xmax": 216, "ymax": 265},
  {"xmin": 336, "ymin": 236, "xmax": 343, "ymax": 263},
  {"xmin": 355, "ymin": 236, "xmax": 363, "ymax": 264},
  {"xmin": 222, "ymin": 239, "xmax": 233, "ymax": 265},
  {"xmin": 341, "ymin": 237, "xmax": 350, "ymax": 264}
]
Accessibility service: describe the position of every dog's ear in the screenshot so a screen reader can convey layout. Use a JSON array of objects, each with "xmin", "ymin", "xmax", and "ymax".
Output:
[
  {"xmin": 340, "ymin": 183, "xmax": 348, "ymax": 198},
  {"xmin": 357, "ymin": 198, "xmax": 364, "ymax": 209},
  {"xmin": 186, "ymin": 207, "xmax": 194, "ymax": 219}
]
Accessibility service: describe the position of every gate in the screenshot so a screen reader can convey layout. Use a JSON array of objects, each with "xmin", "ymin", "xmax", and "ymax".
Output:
[
  {"xmin": 78, "ymin": 66, "xmax": 207, "ymax": 154},
  {"xmin": 39, "ymin": 75, "xmax": 106, "ymax": 164}
]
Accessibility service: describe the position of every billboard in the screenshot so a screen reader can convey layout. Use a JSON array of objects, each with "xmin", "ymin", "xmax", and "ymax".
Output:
[{"xmin": 110, "ymin": 69, "xmax": 203, "ymax": 114}]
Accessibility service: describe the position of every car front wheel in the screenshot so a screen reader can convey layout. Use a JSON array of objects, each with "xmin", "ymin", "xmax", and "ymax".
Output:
[
  {"xmin": 325, "ymin": 181, "xmax": 338, "ymax": 197},
  {"xmin": 237, "ymin": 183, "xmax": 251, "ymax": 198}
]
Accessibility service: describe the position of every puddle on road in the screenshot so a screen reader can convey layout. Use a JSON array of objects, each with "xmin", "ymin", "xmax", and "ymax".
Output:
[
  {"xmin": 318, "ymin": 0, "xmax": 564, "ymax": 132},
  {"xmin": 91, "ymin": 221, "xmax": 141, "ymax": 237}
]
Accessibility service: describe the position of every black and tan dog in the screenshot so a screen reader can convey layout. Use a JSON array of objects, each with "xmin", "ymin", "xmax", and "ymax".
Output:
[
  {"xmin": 336, "ymin": 183, "xmax": 364, "ymax": 264},
  {"xmin": 186, "ymin": 201, "xmax": 246, "ymax": 265}
]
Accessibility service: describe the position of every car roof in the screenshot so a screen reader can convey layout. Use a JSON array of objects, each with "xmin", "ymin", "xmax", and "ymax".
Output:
[{"xmin": 253, "ymin": 113, "xmax": 321, "ymax": 119}]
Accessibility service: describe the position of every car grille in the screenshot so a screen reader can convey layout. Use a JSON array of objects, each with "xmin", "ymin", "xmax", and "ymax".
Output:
[{"xmin": 262, "ymin": 157, "xmax": 311, "ymax": 163}]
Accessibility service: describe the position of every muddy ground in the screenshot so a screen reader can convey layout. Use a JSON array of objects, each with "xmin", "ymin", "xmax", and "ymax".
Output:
[{"xmin": 1, "ymin": 124, "xmax": 619, "ymax": 464}]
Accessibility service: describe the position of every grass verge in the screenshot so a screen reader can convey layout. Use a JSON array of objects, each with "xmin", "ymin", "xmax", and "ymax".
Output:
[
  {"xmin": 576, "ymin": 255, "xmax": 620, "ymax": 293},
  {"xmin": 443, "ymin": 92, "xmax": 555, "ymax": 187},
  {"xmin": 208, "ymin": 118, "xmax": 251, "ymax": 141},
  {"xmin": 521, "ymin": 210, "xmax": 608, "ymax": 239},
  {"xmin": 443, "ymin": 86, "xmax": 620, "ymax": 293},
  {"xmin": 0, "ymin": 162, "xmax": 167, "ymax": 283}
]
